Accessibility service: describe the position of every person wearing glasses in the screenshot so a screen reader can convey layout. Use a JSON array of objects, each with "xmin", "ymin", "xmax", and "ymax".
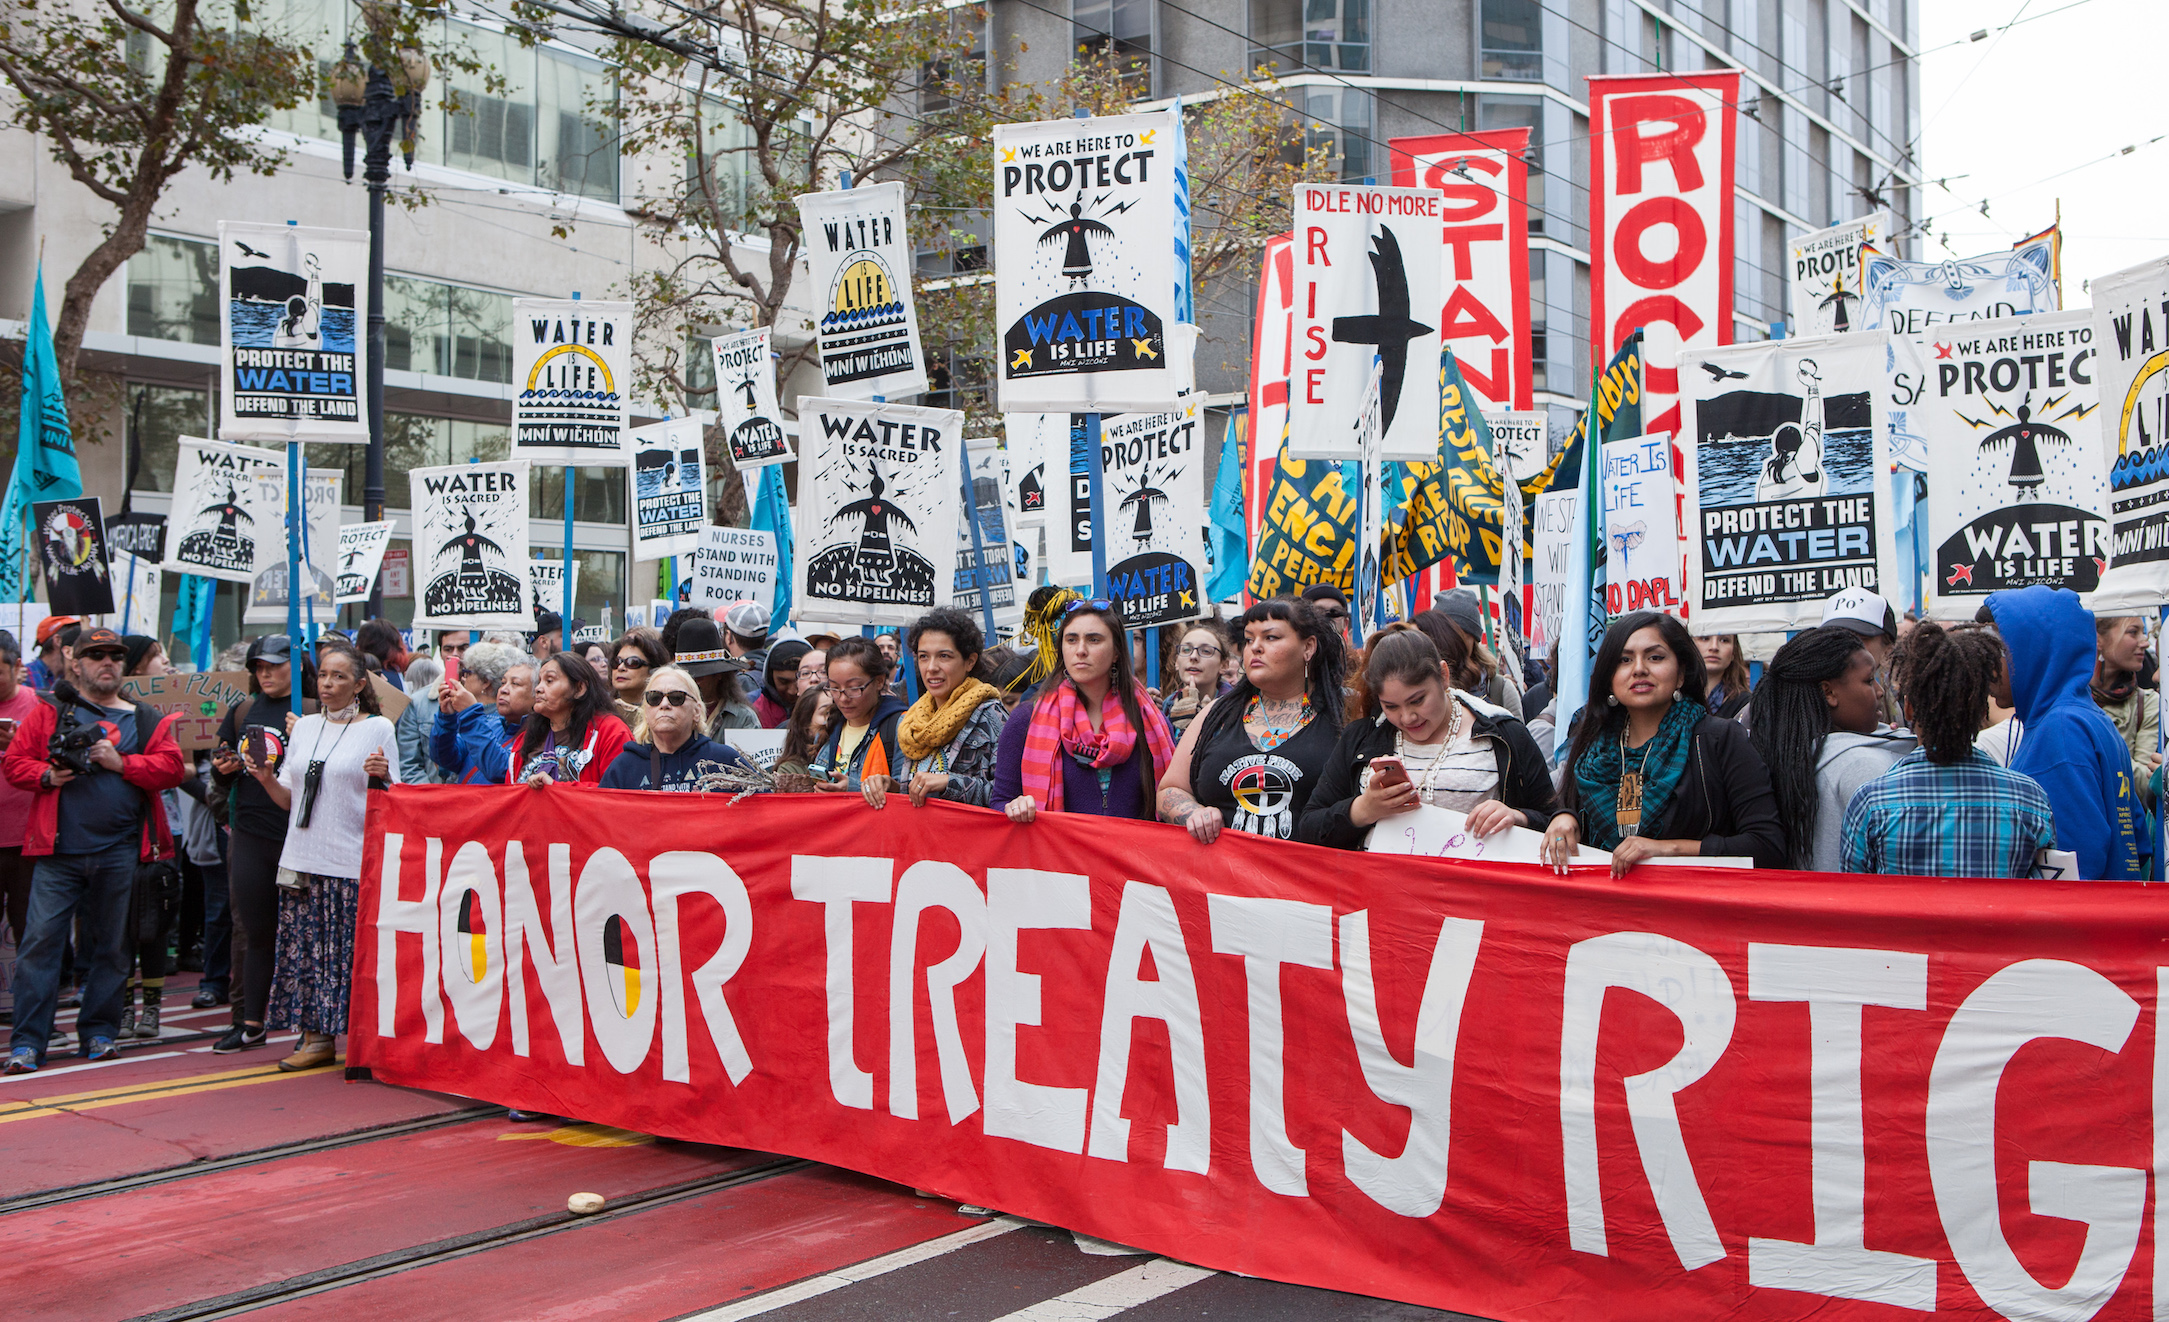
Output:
[
  {"xmin": 1159, "ymin": 623, "xmax": 1233, "ymax": 736},
  {"xmin": 808, "ymin": 636, "xmax": 908, "ymax": 792},
  {"xmin": 995, "ymin": 598, "xmax": 1176, "ymax": 822},
  {"xmin": 861, "ymin": 609, "xmax": 1008, "ymax": 809},
  {"xmin": 250, "ymin": 640, "xmax": 399, "ymax": 1073},
  {"xmin": 607, "ymin": 627, "xmax": 668, "ymax": 725},
  {"xmin": 599, "ymin": 665, "xmax": 755, "ymax": 790}
]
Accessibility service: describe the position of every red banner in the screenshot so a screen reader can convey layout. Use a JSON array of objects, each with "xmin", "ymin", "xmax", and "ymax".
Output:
[
  {"xmin": 1588, "ymin": 72, "xmax": 1738, "ymax": 439},
  {"xmin": 355, "ymin": 788, "xmax": 2169, "ymax": 1320},
  {"xmin": 1390, "ymin": 127, "xmax": 1534, "ymax": 412}
]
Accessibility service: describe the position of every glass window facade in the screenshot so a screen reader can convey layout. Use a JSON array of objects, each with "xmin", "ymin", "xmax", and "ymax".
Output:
[
  {"xmin": 382, "ymin": 276, "xmax": 515, "ymax": 382},
  {"xmin": 1074, "ymin": 0, "xmax": 1153, "ymax": 94},
  {"xmin": 1301, "ymin": 87, "xmax": 1372, "ymax": 183},
  {"xmin": 124, "ymin": 384, "xmax": 211, "ymax": 494},
  {"xmin": 125, "ymin": 235, "xmax": 220, "ymax": 346},
  {"xmin": 1250, "ymin": 0, "xmax": 1370, "ymax": 74},
  {"xmin": 1480, "ymin": 0, "xmax": 1542, "ymax": 81}
]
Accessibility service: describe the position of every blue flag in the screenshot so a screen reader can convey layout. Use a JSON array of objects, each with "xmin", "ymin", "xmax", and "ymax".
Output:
[
  {"xmin": 1206, "ymin": 411, "xmax": 1248, "ymax": 602},
  {"xmin": 754, "ymin": 463, "xmax": 793, "ymax": 626},
  {"xmin": 1171, "ymin": 100, "xmax": 1193, "ymax": 326},
  {"xmin": 0, "ymin": 269, "xmax": 81, "ymax": 599}
]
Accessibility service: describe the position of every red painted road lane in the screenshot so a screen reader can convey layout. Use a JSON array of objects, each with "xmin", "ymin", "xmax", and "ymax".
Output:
[
  {"xmin": 6, "ymin": 1119, "xmax": 769, "ymax": 1321},
  {"xmin": 0, "ymin": 1058, "xmax": 479, "ymax": 1200},
  {"xmin": 250, "ymin": 1166, "xmax": 982, "ymax": 1322}
]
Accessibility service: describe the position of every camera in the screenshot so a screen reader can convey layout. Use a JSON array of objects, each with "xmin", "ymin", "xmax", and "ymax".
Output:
[{"xmin": 47, "ymin": 681, "xmax": 107, "ymax": 778}]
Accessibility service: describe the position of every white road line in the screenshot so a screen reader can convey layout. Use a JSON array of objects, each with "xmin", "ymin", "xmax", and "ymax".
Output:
[
  {"xmin": 988, "ymin": 1258, "xmax": 1217, "ymax": 1321},
  {"xmin": 0, "ymin": 1051, "xmax": 185, "ymax": 1085},
  {"xmin": 187, "ymin": 1033, "xmax": 300, "ymax": 1054},
  {"xmin": 681, "ymin": 1215, "xmax": 1028, "ymax": 1321}
]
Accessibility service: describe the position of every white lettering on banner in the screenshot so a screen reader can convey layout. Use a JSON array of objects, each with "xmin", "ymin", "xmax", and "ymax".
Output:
[
  {"xmin": 440, "ymin": 840, "xmax": 505, "ymax": 1050},
  {"xmin": 1745, "ymin": 945, "xmax": 1936, "ymax": 1309},
  {"xmin": 506, "ymin": 842, "xmax": 583, "ymax": 1065},
  {"xmin": 1338, "ymin": 912, "xmax": 1483, "ymax": 1218},
  {"xmin": 984, "ymin": 868, "xmax": 1092, "ymax": 1154},
  {"xmin": 1207, "ymin": 894, "xmax": 1334, "ymax": 1196},
  {"xmin": 652, "ymin": 851, "xmax": 755, "ymax": 1086},
  {"xmin": 576, "ymin": 849, "xmax": 660, "ymax": 1075},
  {"xmin": 1089, "ymin": 883, "xmax": 1211, "ymax": 1174},
  {"xmin": 889, "ymin": 861, "xmax": 987, "ymax": 1124},
  {"xmin": 375, "ymin": 833, "xmax": 444, "ymax": 1043},
  {"xmin": 1560, "ymin": 931, "xmax": 1734, "ymax": 1270},
  {"xmin": 1926, "ymin": 959, "xmax": 2144, "ymax": 1320},
  {"xmin": 793, "ymin": 857, "xmax": 893, "ymax": 1110},
  {"xmin": 1391, "ymin": 129, "xmax": 1534, "ymax": 411}
]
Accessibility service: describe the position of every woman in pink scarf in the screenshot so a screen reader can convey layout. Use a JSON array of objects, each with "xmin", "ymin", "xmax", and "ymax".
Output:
[{"xmin": 992, "ymin": 599, "xmax": 1175, "ymax": 820}]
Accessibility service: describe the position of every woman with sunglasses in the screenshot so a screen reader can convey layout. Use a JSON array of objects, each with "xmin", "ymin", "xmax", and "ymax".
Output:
[
  {"xmin": 808, "ymin": 637, "xmax": 907, "ymax": 792},
  {"xmin": 599, "ymin": 665, "xmax": 755, "ymax": 790},
  {"xmin": 1159, "ymin": 623, "xmax": 1233, "ymax": 737},
  {"xmin": 994, "ymin": 598, "xmax": 1176, "ymax": 822},
  {"xmin": 510, "ymin": 652, "xmax": 632, "ymax": 786},
  {"xmin": 861, "ymin": 608, "xmax": 1008, "ymax": 809},
  {"xmin": 608, "ymin": 628, "xmax": 667, "ymax": 725},
  {"xmin": 248, "ymin": 640, "xmax": 398, "ymax": 1073}
]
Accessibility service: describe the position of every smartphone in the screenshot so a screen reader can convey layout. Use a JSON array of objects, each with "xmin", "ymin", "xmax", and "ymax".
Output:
[
  {"xmin": 442, "ymin": 654, "xmax": 460, "ymax": 690},
  {"xmin": 1369, "ymin": 755, "xmax": 1409, "ymax": 789},
  {"xmin": 244, "ymin": 726, "xmax": 274, "ymax": 771},
  {"xmin": 0, "ymin": 717, "xmax": 18, "ymax": 736}
]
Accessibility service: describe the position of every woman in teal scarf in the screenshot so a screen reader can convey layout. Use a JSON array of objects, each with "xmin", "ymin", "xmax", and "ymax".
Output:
[{"xmin": 1541, "ymin": 612, "xmax": 1787, "ymax": 876}]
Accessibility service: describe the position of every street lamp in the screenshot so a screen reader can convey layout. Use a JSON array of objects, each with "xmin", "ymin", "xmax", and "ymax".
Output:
[{"xmin": 331, "ymin": 38, "xmax": 427, "ymax": 618}]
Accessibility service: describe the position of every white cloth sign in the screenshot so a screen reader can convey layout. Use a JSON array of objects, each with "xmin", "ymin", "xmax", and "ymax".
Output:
[
  {"xmin": 1530, "ymin": 489, "xmax": 1577, "ymax": 652},
  {"xmin": 335, "ymin": 520, "xmax": 394, "ymax": 604},
  {"xmin": 1099, "ymin": 400, "xmax": 1207, "ymax": 628},
  {"xmin": 1788, "ymin": 211, "xmax": 1889, "ymax": 336},
  {"xmin": 243, "ymin": 467, "xmax": 340, "ymax": 624},
  {"xmin": 956, "ymin": 438, "xmax": 1022, "ymax": 631},
  {"xmin": 1390, "ymin": 128, "xmax": 1534, "ymax": 410},
  {"xmin": 1003, "ymin": 412, "xmax": 1057, "ymax": 530},
  {"xmin": 627, "ymin": 417, "xmax": 708, "ymax": 561},
  {"xmin": 793, "ymin": 397, "xmax": 962, "ymax": 627},
  {"xmin": 1682, "ymin": 333, "xmax": 1899, "ymax": 632},
  {"xmin": 1364, "ymin": 803, "xmax": 1606, "ymax": 865},
  {"xmin": 711, "ymin": 328, "xmax": 792, "ymax": 469},
  {"xmin": 1919, "ymin": 310, "xmax": 2109, "ymax": 617},
  {"xmin": 99, "ymin": 552, "xmax": 162, "ymax": 636},
  {"xmin": 1859, "ymin": 232, "xmax": 2059, "ymax": 335},
  {"xmin": 1288, "ymin": 184, "xmax": 1446, "ymax": 463},
  {"xmin": 1355, "ymin": 366, "xmax": 1386, "ymax": 636},
  {"xmin": 2093, "ymin": 255, "xmax": 2169, "ymax": 611},
  {"xmin": 1599, "ymin": 433, "xmax": 1683, "ymax": 616},
  {"xmin": 409, "ymin": 459, "xmax": 535, "ymax": 630},
  {"xmin": 691, "ymin": 526, "xmax": 778, "ymax": 614},
  {"xmin": 1488, "ymin": 410, "xmax": 1549, "ymax": 644},
  {"xmin": 162, "ymin": 437, "xmax": 285, "ymax": 584},
  {"xmin": 511, "ymin": 299, "xmax": 633, "ymax": 465},
  {"xmin": 795, "ymin": 181, "xmax": 928, "ymax": 399},
  {"xmin": 993, "ymin": 110, "xmax": 1184, "ymax": 412},
  {"xmin": 528, "ymin": 558, "xmax": 581, "ymax": 622},
  {"xmin": 218, "ymin": 221, "xmax": 368, "ymax": 443}
]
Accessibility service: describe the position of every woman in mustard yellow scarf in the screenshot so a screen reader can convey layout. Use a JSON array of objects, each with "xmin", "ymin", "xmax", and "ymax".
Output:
[{"xmin": 860, "ymin": 608, "xmax": 1011, "ymax": 809}]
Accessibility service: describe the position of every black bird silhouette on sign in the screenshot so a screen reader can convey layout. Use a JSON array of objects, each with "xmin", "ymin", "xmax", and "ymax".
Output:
[
  {"xmin": 1979, "ymin": 398, "xmax": 2071, "ymax": 494},
  {"xmin": 733, "ymin": 378, "xmax": 758, "ymax": 410},
  {"xmin": 235, "ymin": 241, "xmax": 270, "ymax": 260},
  {"xmin": 1699, "ymin": 361, "xmax": 1749, "ymax": 382},
  {"xmin": 201, "ymin": 483, "xmax": 255, "ymax": 531},
  {"xmin": 1038, "ymin": 201, "xmax": 1117, "ymax": 283},
  {"xmin": 836, "ymin": 463, "xmax": 918, "ymax": 587},
  {"xmin": 1330, "ymin": 228, "xmax": 1434, "ymax": 438},
  {"xmin": 440, "ymin": 511, "xmax": 505, "ymax": 579},
  {"xmin": 1119, "ymin": 483, "xmax": 1168, "ymax": 545}
]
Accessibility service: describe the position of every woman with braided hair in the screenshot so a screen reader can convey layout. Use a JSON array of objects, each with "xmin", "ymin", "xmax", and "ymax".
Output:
[
  {"xmin": 1747, "ymin": 626, "xmax": 1915, "ymax": 871},
  {"xmin": 1839, "ymin": 622, "xmax": 2056, "ymax": 878}
]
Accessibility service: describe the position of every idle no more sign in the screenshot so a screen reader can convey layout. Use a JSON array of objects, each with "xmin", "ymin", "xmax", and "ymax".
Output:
[{"xmin": 691, "ymin": 526, "xmax": 777, "ymax": 612}]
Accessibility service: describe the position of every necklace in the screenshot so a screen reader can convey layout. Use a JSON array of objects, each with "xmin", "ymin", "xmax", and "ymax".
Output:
[
  {"xmin": 1617, "ymin": 729, "xmax": 1653, "ymax": 837},
  {"xmin": 1394, "ymin": 702, "xmax": 1464, "ymax": 800},
  {"xmin": 324, "ymin": 700, "xmax": 361, "ymax": 723},
  {"xmin": 1245, "ymin": 693, "xmax": 1313, "ymax": 751}
]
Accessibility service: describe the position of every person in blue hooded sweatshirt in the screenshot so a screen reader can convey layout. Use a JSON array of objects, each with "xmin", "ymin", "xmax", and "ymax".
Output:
[{"xmin": 1981, "ymin": 586, "xmax": 2149, "ymax": 880}]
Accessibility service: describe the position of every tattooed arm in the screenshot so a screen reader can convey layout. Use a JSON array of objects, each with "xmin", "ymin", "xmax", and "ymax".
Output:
[{"xmin": 1157, "ymin": 697, "xmax": 1223, "ymax": 844}]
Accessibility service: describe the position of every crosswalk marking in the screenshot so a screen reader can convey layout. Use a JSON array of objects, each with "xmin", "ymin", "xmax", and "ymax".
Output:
[
  {"xmin": 987, "ymin": 1258, "xmax": 1217, "ymax": 1321},
  {"xmin": 681, "ymin": 1215, "xmax": 1028, "ymax": 1321}
]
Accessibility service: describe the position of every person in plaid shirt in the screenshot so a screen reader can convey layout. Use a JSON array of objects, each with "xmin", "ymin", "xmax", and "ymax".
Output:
[{"xmin": 1841, "ymin": 622, "xmax": 2055, "ymax": 878}]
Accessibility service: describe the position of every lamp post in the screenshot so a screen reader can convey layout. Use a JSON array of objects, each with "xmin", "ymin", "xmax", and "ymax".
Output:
[{"xmin": 330, "ymin": 39, "xmax": 427, "ymax": 619}]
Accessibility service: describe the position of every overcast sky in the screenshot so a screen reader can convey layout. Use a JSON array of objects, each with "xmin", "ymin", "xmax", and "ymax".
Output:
[{"xmin": 1917, "ymin": 0, "xmax": 2169, "ymax": 297}]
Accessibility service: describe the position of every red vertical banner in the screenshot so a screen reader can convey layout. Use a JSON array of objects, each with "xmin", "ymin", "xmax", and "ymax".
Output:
[
  {"xmin": 1588, "ymin": 72, "xmax": 1738, "ymax": 439},
  {"xmin": 1389, "ymin": 128, "xmax": 1534, "ymax": 412},
  {"xmin": 1244, "ymin": 233, "xmax": 1295, "ymax": 605}
]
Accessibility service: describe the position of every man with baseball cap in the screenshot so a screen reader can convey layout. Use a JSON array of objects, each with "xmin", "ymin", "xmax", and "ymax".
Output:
[
  {"xmin": 28, "ymin": 615, "xmax": 79, "ymax": 692},
  {"xmin": 1, "ymin": 628, "xmax": 187, "ymax": 1072},
  {"xmin": 722, "ymin": 601, "xmax": 769, "ymax": 707},
  {"xmin": 1821, "ymin": 586, "xmax": 1903, "ymax": 726}
]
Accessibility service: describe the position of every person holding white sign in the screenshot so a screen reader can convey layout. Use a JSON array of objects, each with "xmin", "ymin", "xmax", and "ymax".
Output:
[
  {"xmin": 1299, "ymin": 626, "xmax": 1558, "ymax": 851},
  {"xmin": 859, "ymin": 609, "xmax": 1007, "ymax": 810}
]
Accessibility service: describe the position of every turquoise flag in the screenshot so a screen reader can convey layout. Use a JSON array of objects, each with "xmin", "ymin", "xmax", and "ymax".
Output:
[
  {"xmin": 754, "ymin": 463, "xmax": 793, "ymax": 626},
  {"xmin": 0, "ymin": 269, "xmax": 81, "ymax": 599},
  {"xmin": 1206, "ymin": 410, "xmax": 1246, "ymax": 601}
]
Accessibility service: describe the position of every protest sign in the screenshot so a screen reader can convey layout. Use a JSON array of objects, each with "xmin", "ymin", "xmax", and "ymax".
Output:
[
  {"xmin": 527, "ymin": 558, "xmax": 581, "ymax": 623},
  {"xmin": 101, "ymin": 547, "xmax": 161, "ymax": 636},
  {"xmin": 32, "ymin": 496, "xmax": 114, "ymax": 616},
  {"xmin": 1002, "ymin": 412, "xmax": 1056, "ymax": 530},
  {"xmin": 1246, "ymin": 444, "xmax": 1357, "ymax": 601},
  {"xmin": 162, "ymin": 437, "xmax": 284, "ymax": 584},
  {"xmin": 1055, "ymin": 402, "xmax": 1206, "ymax": 626},
  {"xmin": 242, "ymin": 467, "xmax": 340, "ymax": 625},
  {"xmin": 1363, "ymin": 802, "xmax": 1578, "ymax": 865},
  {"xmin": 1918, "ymin": 310, "xmax": 2109, "ymax": 617},
  {"xmin": 1683, "ymin": 333, "xmax": 1897, "ymax": 632},
  {"xmin": 710, "ymin": 328, "xmax": 792, "ymax": 469},
  {"xmin": 627, "ymin": 417, "xmax": 708, "ymax": 561},
  {"xmin": 1530, "ymin": 488, "xmax": 1577, "ymax": 650},
  {"xmin": 1859, "ymin": 230, "xmax": 2059, "ymax": 335},
  {"xmin": 218, "ymin": 221, "xmax": 366, "ymax": 442},
  {"xmin": 1288, "ymin": 184, "xmax": 1446, "ymax": 462},
  {"xmin": 1599, "ymin": 433, "xmax": 1683, "ymax": 616},
  {"xmin": 2092, "ymin": 255, "xmax": 2169, "ymax": 611},
  {"xmin": 409, "ymin": 460, "xmax": 534, "ymax": 631},
  {"xmin": 1588, "ymin": 71, "xmax": 1739, "ymax": 439},
  {"xmin": 993, "ymin": 110, "xmax": 1184, "ymax": 412},
  {"xmin": 793, "ymin": 398, "xmax": 961, "ymax": 627},
  {"xmin": 1245, "ymin": 233, "xmax": 1295, "ymax": 601},
  {"xmin": 357, "ymin": 790, "xmax": 2169, "ymax": 1321},
  {"xmin": 120, "ymin": 670, "xmax": 253, "ymax": 752},
  {"xmin": 335, "ymin": 520, "xmax": 394, "ymax": 604},
  {"xmin": 1788, "ymin": 212, "xmax": 1888, "ymax": 335},
  {"xmin": 955, "ymin": 439, "xmax": 1021, "ymax": 629},
  {"xmin": 1390, "ymin": 128, "xmax": 1533, "ymax": 410},
  {"xmin": 1354, "ymin": 366, "xmax": 1386, "ymax": 634},
  {"xmin": 719, "ymin": 727, "xmax": 786, "ymax": 770},
  {"xmin": 511, "ymin": 299, "xmax": 632, "ymax": 466},
  {"xmin": 796, "ymin": 181, "xmax": 928, "ymax": 400},
  {"xmin": 691, "ymin": 526, "xmax": 779, "ymax": 614},
  {"xmin": 381, "ymin": 546, "xmax": 410, "ymax": 599}
]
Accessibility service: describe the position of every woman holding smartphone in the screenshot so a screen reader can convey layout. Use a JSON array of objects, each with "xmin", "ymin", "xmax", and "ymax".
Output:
[
  {"xmin": 1297, "ymin": 626, "xmax": 1557, "ymax": 849},
  {"xmin": 247, "ymin": 640, "xmax": 399, "ymax": 1072}
]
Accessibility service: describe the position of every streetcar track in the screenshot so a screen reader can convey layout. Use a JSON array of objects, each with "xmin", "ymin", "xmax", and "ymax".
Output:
[{"xmin": 119, "ymin": 1155, "xmax": 812, "ymax": 1322}]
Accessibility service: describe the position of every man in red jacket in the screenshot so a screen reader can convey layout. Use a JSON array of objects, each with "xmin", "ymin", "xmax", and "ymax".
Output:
[{"xmin": 2, "ymin": 628, "xmax": 186, "ymax": 1073}]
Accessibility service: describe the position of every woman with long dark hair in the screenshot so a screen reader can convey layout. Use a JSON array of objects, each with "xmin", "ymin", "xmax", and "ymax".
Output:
[
  {"xmin": 861, "ymin": 609, "xmax": 1007, "ymax": 809},
  {"xmin": 1540, "ymin": 611, "xmax": 1785, "ymax": 875},
  {"xmin": 1299, "ymin": 627, "xmax": 1557, "ymax": 848},
  {"xmin": 774, "ymin": 686, "xmax": 836, "ymax": 788},
  {"xmin": 607, "ymin": 627, "xmax": 669, "ymax": 726},
  {"xmin": 754, "ymin": 639, "xmax": 813, "ymax": 729},
  {"xmin": 1157, "ymin": 597, "xmax": 1346, "ymax": 842},
  {"xmin": 512, "ymin": 652, "xmax": 631, "ymax": 785},
  {"xmin": 994, "ymin": 598, "xmax": 1175, "ymax": 821},
  {"xmin": 1748, "ymin": 626, "xmax": 1914, "ymax": 870},
  {"xmin": 806, "ymin": 636, "xmax": 907, "ymax": 791},
  {"xmin": 1698, "ymin": 632, "xmax": 1752, "ymax": 719}
]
